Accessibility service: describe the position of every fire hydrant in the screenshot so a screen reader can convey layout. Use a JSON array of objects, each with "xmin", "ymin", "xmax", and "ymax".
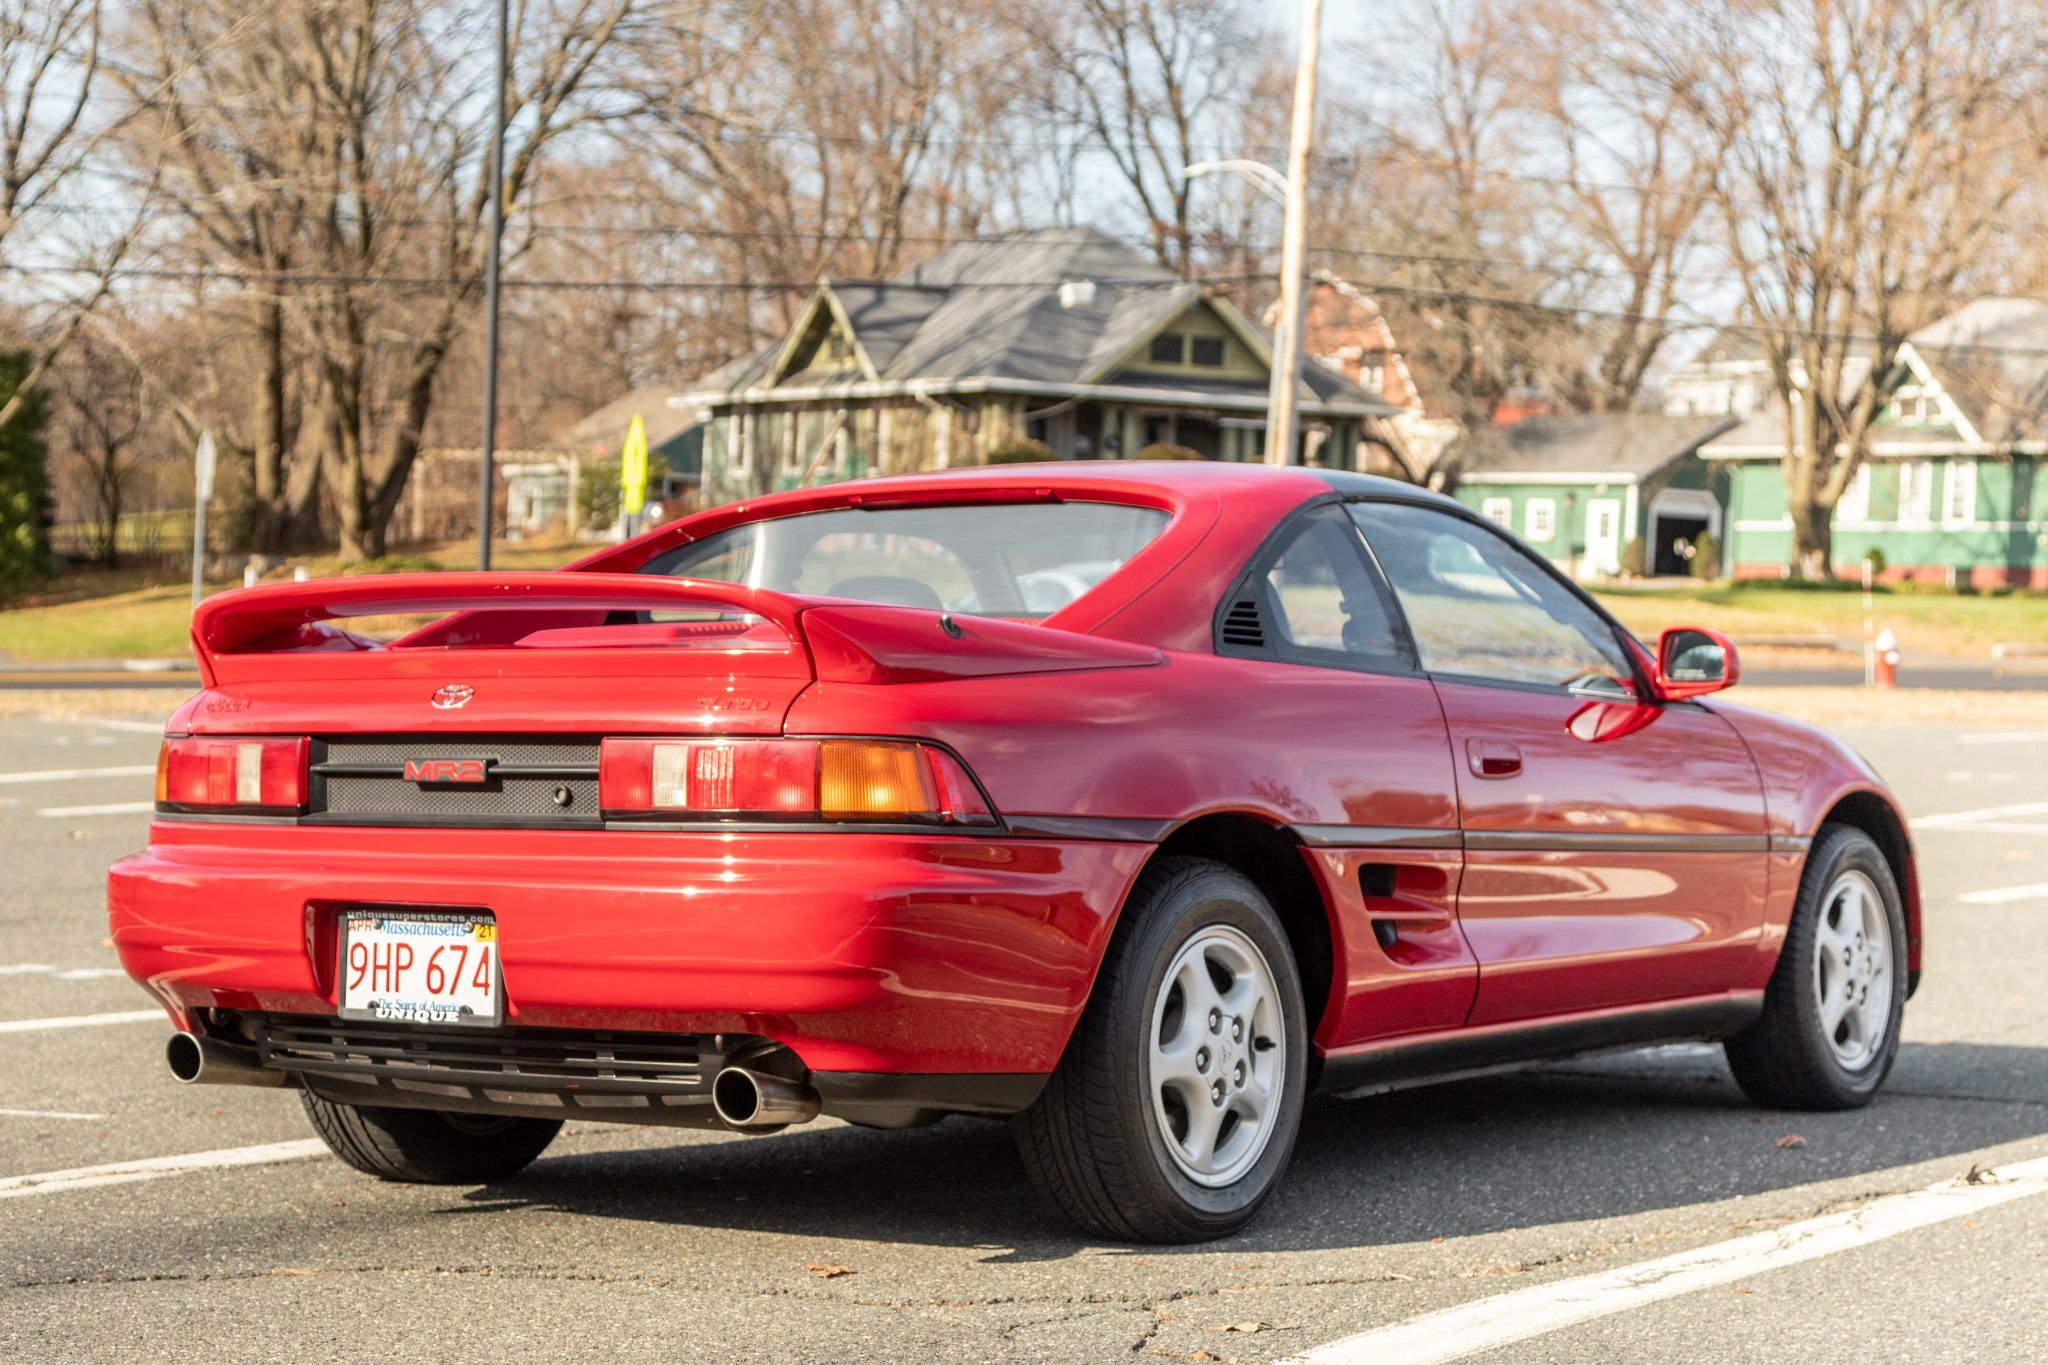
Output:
[{"xmin": 1872, "ymin": 627, "xmax": 1900, "ymax": 690}]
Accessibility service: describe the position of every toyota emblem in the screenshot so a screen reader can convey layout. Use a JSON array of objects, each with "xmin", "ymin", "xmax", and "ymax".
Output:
[{"xmin": 430, "ymin": 683, "xmax": 475, "ymax": 710}]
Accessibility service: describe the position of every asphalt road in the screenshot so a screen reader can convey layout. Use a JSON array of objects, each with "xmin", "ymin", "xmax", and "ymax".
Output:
[{"xmin": 2, "ymin": 706, "xmax": 2046, "ymax": 1362}]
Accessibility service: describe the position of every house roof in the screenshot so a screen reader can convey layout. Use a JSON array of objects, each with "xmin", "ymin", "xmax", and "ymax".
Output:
[
  {"xmin": 1905, "ymin": 297, "xmax": 2048, "ymax": 445},
  {"xmin": 554, "ymin": 384, "xmax": 700, "ymax": 455},
  {"xmin": 1460, "ymin": 412, "xmax": 1738, "ymax": 482},
  {"xmin": 688, "ymin": 226, "xmax": 1392, "ymax": 413}
]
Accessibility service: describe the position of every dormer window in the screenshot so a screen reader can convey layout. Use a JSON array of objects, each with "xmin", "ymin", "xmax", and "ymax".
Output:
[
  {"xmin": 1189, "ymin": 336, "xmax": 1224, "ymax": 367},
  {"xmin": 1150, "ymin": 333, "xmax": 1186, "ymax": 364}
]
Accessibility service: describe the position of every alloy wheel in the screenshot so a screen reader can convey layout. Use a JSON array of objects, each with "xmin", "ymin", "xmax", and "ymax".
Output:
[
  {"xmin": 1148, "ymin": 924, "xmax": 1286, "ymax": 1187},
  {"xmin": 1812, "ymin": 867, "xmax": 1895, "ymax": 1071}
]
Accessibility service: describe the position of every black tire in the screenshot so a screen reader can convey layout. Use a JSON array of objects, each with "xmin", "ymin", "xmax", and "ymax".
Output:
[
  {"xmin": 1724, "ymin": 825, "xmax": 1907, "ymax": 1111},
  {"xmin": 1013, "ymin": 856, "xmax": 1308, "ymax": 1243},
  {"xmin": 300, "ymin": 1092, "xmax": 561, "ymax": 1184}
]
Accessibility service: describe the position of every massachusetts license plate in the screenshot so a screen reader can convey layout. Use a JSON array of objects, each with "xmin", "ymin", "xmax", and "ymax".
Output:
[{"xmin": 339, "ymin": 911, "xmax": 501, "ymax": 1027}]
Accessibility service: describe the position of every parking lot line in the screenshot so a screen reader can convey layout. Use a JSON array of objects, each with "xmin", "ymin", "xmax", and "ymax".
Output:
[
  {"xmin": 0, "ymin": 1010, "xmax": 162, "ymax": 1034},
  {"xmin": 1958, "ymin": 883, "xmax": 2048, "ymax": 905},
  {"xmin": 0, "ymin": 1139, "xmax": 326, "ymax": 1200},
  {"xmin": 1289, "ymin": 1155, "xmax": 2048, "ymax": 1365},
  {"xmin": 0, "ymin": 765, "xmax": 155, "ymax": 785},
  {"xmin": 1915, "ymin": 799, "xmax": 2048, "ymax": 829},
  {"xmin": 36, "ymin": 800, "xmax": 155, "ymax": 818},
  {"xmin": 0, "ymin": 1107, "xmax": 106, "ymax": 1122}
]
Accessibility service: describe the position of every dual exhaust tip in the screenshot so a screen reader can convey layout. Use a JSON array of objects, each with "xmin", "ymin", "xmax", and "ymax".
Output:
[{"xmin": 166, "ymin": 1031, "xmax": 822, "ymax": 1131}]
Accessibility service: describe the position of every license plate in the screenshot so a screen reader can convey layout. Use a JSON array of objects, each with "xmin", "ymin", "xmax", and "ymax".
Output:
[{"xmin": 339, "ymin": 911, "xmax": 501, "ymax": 1027}]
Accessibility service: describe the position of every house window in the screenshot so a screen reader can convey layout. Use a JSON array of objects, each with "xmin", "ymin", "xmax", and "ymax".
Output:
[
  {"xmin": 1141, "ymin": 413, "xmax": 1174, "ymax": 447},
  {"xmin": 1888, "ymin": 386, "xmax": 1944, "ymax": 426},
  {"xmin": 1480, "ymin": 497, "xmax": 1513, "ymax": 528},
  {"xmin": 1943, "ymin": 460, "xmax": 1978, "ymax": 526},
  {"xmin": 1838, "ymin": 464, "xmax": 1871, "ymax": 522},
  {"xmin": 1149, "ymin": 333, "xmax": 1185, "ymax": 364},
  {"xmin": 1524, "ymin": 498, "xmax": 1556, "ymax": 542},
  {"xmin": 1897, "ymin": 459, "xmax": 1935, "ymax": 525},
  {"xmin": 1189, "ymin": 335, "xmax": 1225, "ymax": 367}
]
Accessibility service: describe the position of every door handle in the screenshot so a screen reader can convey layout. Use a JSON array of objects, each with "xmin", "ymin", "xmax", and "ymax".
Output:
[{"xmin": 1466, "ymin": 739, "xmax": 1523, "ymax": 779}]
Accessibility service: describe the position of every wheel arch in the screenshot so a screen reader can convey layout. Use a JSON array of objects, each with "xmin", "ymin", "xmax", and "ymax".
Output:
[
  {"xmin": 1145, "ymin": 812, "xmax": 1339, "ymax": 1036},
  {"xmin": 1817, "ymin": 789, "xmax": 1921, "ymax": 995}
]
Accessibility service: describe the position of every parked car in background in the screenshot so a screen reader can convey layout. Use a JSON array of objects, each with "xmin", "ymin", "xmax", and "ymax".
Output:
[{"xmin": 110, "ymin": 463, "xmax": 1919, "ymax": 1242}]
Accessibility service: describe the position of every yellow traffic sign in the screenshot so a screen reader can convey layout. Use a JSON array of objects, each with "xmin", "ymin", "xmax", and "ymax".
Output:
[{"xmin": 620, "ymin": 413, "xmax": 650, "ymax": 517}]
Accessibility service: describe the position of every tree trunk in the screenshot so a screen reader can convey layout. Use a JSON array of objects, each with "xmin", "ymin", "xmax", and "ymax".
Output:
[{"xmin": 1788, "ymin": 491, "xmax": 1833, "ymax": 582}]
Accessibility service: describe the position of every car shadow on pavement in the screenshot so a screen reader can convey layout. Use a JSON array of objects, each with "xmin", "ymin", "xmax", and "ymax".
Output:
[{"xmin": 457, "ymin": 1039, "xmax": 2048, "ymax": 1260}]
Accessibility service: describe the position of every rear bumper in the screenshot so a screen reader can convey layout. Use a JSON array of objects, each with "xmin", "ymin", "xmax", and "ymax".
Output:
[{"xmin": 108, "ymin": 820, "xmax": 1151, "ymax": 1087}]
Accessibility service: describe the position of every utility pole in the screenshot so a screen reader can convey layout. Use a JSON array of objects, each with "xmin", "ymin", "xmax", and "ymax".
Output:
[
  {"xmin": 476, "ymin": 0, "xmax": 510, "ymax": 571},
  {"xmin": 190, "ymin": 430, "xmax": 217, "ymax": 609},
  {"xmin": 1266, "ymin": 0, "xmax": 1324, "ymax": 467}
]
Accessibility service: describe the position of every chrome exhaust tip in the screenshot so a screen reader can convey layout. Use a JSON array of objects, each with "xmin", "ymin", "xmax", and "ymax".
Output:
[
  {"xmin": 711, "ymin": 1065, "xmax": 821, "ymax": 1132},
  {"xmin": 166, "ymin": 1031, "xmax": 288, "ymax": 1088}
]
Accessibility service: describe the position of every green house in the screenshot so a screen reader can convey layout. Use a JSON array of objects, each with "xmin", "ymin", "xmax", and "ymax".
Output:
[
  {"xmin": 1450, "ymin": 413, "xmax": 1737, "ymax": 579},
  {"xmin": 1695, "ymin": 300, "xmax": 2048, "ymax": 587}
]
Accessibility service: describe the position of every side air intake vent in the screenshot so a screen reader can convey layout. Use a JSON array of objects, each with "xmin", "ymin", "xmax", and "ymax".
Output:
[{"xmin": 1220, "ymin": 599, "xmax": 1266, "ymax": 649}]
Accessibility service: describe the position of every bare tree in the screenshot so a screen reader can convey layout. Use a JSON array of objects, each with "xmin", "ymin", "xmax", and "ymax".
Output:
[
  {"xmin": 48, "ymin": 332, "xmax": 146, "ymax": 566},
  {"xmin": 0, "ymin": 0, "xmax": 111, "ymax": 429},
  {"xmin": 119, "ymin": 0, "xmax": 638, "ymax": 560},
  {"xmin": 1015, "ymin": 0, "xmax": 1268, "ymax": 274},
  {"xmin": 1647, "ymin": 0, "xmax": 2048, "ymax": 578}
]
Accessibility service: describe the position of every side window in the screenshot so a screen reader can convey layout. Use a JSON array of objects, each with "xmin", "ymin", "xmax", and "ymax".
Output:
[
  {"xmin": 1221, "ymin": 504, "xmax": 1410, "ymax": 672},
  {"xmin": 1349, "ymin": 502, "xmax": 1635, "ymax": 691}
]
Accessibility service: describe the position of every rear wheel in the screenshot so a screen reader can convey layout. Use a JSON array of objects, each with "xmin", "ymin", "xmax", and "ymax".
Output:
[
  {"xmin": 1013, "ymin": 857, "xmax": 1307, "ymax": 1243},
  {"xmin": 301, "ymin": 1092, "xmax": 561, "ymax": 1184},
  {"xmin": 1724, "ymin": 826, "xmax": 1905, "ymax": 1110}
]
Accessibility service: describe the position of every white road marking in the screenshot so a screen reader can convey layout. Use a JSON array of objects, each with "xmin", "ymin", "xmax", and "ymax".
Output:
[
  {"xmin": 1921, "ymin": 823, "xmax": 2048, "ymax": 836},
  {"xmin": 0, "ymin": 1139, "xmax": 326, "ymax": 1200},
  {"xmin": 1914, "ymin": 800, "xmax": 2048, "ymax": 830},
  {"xmin": 0, "ymin": 963, "xmax": 126, "ymax": 979},
  {"xmin": 1959, "ymin": 883, "xmax": 2048, "ymax": 906},
  {"xmin": 36, "ymin": 800, "xmax": 155, "ymax": 818},
  {"xmin": 1960, "ymin": 731, "xmax": 2048, "ymax": 745},
  {"xmin": 0, "ymin": 1107, "xmax": 106, "ymax": 1122},
  {"xmin": 76, "ymin": 718, "xmax": 168, "ymax": 735},
  {"xmin": 1290, "ymin": 1155, "xmax": 2048, "ymax": 1365},
  {"xmin": 0, "ymin": 1009, "xmax": 162, "ymax": 1034},
  {"xmin": 0, "ymin": 764, "xmax": 154, "ymax": 786}
]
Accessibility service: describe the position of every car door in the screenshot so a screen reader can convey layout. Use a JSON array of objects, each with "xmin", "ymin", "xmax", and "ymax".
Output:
[
  {"xmin": 1348, "ymin": 500, "xmax": 1769, "ymax": 1027},
  {"xmin": 1216, "ymin": 503, "xmax": 1476, "ymax": 1046}
]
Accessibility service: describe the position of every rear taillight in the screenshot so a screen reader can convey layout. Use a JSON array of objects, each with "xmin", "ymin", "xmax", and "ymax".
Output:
[
  {"xmin": 599, "ymin": 738, "xmax": 995, "ymax": 825},
  {"xmin": 155, "ymin": 737, "xmax": 309, "ymax": 813}
]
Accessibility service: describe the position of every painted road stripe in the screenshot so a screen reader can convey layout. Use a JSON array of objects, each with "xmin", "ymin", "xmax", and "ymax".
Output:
[
  {"xmin": 1290, "ymin": 1155, "xmax": 2048, "ymax": 1365},
  {"xmin": 0, "ymin": 765, "xmax": 154, "ymax": 786},
  {"xmin": 1915, "ymin": 800, "xmax": 2048, "ymax": 830},
  {"xmin": 1960, "ymin": 731, "xmax": 2048, "ymax": 745},
  {"xmin": 0, "ymin": 1010, "xmax": 161, "ymax": 1035},
  {"xmin": 0, "ymin": 964, "xmax": 125, "ymax": 979},
  {"xmin": 77, "ymin": 718, "xmax": 170, "ymax": 735},
  {"xmin": 0, "ymin": 1139, "xmax": 326, "ymax": 1200},
  {"xmin": 36, "ymin": 800, "xmax": 155, "ymax": 818},
  {"xmin": 1959, "ymin": 883, "xmax": 2048, "ymax": 905},
  {"xmin": 0, "ymin": 1107, "xmax": 106, "ymax": 1122}
]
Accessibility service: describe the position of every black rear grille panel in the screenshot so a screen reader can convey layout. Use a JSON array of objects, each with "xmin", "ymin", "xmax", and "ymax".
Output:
[
  {"xmin": 255, "ymin": 1015, "xmax": 739, "ymax": 1096},
  {"xmin": 310, "ymin": 736, "xmax": 601, "ymax": 827}
]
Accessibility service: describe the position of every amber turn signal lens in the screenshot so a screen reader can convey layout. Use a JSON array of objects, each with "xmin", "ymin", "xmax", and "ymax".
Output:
[{"xmin": 817, "ymin": 741, "xmax": 936, "ymax": 819}]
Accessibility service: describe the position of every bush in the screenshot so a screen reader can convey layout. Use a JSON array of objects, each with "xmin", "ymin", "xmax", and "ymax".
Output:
[
  {"xmin": 984, "ymin": 439, "xmax": 1058, "ymax": 465},
  {"xmin": 1136, "ymin": 442, "xmax": 1204, "ymax": 461},
  {"xmin": 1863, "ymin": 546, "xmax": 1887, "ymax": 576},
  {"xmin": 1618, "ymin": 537, "xmax": 1646, "ymax": 578},
  {"xmin": 1689, "ymin": 530, "xmax": 1721, "ymax": 580},
  {"xmin": 0, "ymin": 351, "xmax": 51, "ymax": 600}
]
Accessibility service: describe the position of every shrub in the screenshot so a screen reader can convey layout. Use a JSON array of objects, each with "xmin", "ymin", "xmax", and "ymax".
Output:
[
  {"xmin": 0, "ymin": 351, "xmax": 51, "ymax": 600},
  {"xmin": 1136, "ymin": 442, "xmax": 1204, "ymax": 461},
  {"xmin": 1618, "ymin": 536, "xmax": 1646, "ymax": 578},
  {"xmin": 1689, "ymin": 530, "xmax": 1721, "ymax": 579},
  {"xmin": 984, "ymin": 439, "xmax": 1058, "ymax": 465},
  {"xmin": 1863, "ymin": 546, "xmax": 1887, "ymax": 576}
]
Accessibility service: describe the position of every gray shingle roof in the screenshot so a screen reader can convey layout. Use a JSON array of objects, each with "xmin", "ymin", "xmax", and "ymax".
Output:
[
  {"xmin": 554, "ymin": 384, "xmax": 700, "ymax": 454},
  {"xmin": 687, "ymin": 226, "xmax": 1390, "ymax": 410},
  {"xmin": 1462, "ymin": 412, "xmax": 1738, "ymax": 479},
  {"xmin": 1908, "ymin": 297, "xmax": 2048, "ymax": 444}
]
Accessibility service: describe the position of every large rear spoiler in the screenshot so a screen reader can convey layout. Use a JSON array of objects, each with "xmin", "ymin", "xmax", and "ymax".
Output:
[{"xmin": 188, "ymin": 572, "xmax": 1162, "ymax": 688}]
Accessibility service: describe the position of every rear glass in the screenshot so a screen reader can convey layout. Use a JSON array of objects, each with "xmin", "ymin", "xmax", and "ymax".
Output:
[{"xmin": 638, "ymin": 501, "xmax": 1170, "ymax": 618}]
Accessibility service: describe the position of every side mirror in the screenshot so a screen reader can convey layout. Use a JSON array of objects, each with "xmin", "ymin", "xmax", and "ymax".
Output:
[{"xmin": 1654, "ymin": 626, "xmax": 1739, "ymax": 700}]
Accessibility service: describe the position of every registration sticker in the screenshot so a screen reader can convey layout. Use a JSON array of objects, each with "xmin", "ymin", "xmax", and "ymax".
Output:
[{"xmin": 339, "ymin": 912, "xmax": 501, "ymax": 1027}]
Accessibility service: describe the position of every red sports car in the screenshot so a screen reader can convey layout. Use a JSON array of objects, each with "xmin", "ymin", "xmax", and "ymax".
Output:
[{"xmin": 109, "ymin": 463, "xmax": 1918, "ymax": 1242}]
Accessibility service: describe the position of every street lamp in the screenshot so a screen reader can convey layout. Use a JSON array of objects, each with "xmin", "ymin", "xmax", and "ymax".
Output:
[{"xmin": 1183, "ymin": 0, "xmax": 1323, "ymax": 466}]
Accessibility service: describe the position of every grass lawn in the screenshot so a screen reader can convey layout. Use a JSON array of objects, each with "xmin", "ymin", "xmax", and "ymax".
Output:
[
  {"xmin": 1595, "ymin": 582, "xmax": 2048, "ymax": 657},
  {"xmin": 0, "ymin": 539, "xmax": 580, "ymax": 663}
]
